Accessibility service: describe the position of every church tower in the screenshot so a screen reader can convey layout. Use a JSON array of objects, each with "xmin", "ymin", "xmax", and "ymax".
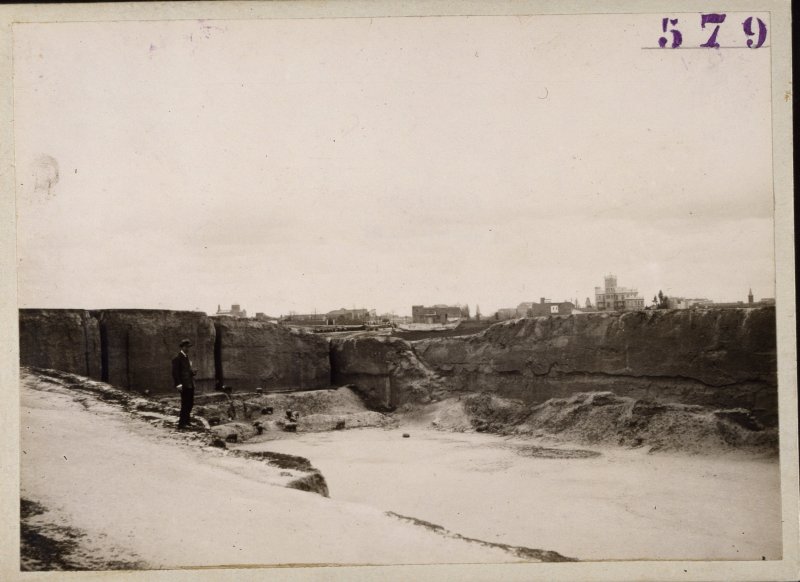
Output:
[{"xmin": 748, "ymin": 289, "xmax": 754, "ymax": 304}]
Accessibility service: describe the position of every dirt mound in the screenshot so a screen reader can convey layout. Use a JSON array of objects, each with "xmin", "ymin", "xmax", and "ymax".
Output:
[
  {"xmin": 518, "ymin": 392, "xmax": 777, "ymax": 454},
  {"xmin": 430, "ymin": 390, "xmax": 777, "ymax": 455},
  {"xmin": 423, "ymin": 398, "xmax": 473, "ymax": 431},
  {"xmin": 462, "ymin": 392, "xmax": 529, "ymax": 432},
  {"xmin": 426, "ymin": 393, "xmax": 528, "ymax": 433},
  {"xmin": 180, "ymin": 386, "xmax": 371, "ymax": 426}
]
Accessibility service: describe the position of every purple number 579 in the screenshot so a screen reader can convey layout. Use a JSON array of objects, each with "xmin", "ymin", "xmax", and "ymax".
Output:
[{"xmin": 658, "ymin": 14, "xmax": 768, "ymax": 48}]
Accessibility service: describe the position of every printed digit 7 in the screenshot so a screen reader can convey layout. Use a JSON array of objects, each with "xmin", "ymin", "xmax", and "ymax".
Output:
[
  {"xmin": 699, "ymin": 13, "xmax": 727, "ymax": 48},
  {"xmin": 658, "ymin": 18, "xmax": 682, "ymax": 48},
  {"xmin": 742, "ymin": 17, "xmax": 768, "ymax": 48}
]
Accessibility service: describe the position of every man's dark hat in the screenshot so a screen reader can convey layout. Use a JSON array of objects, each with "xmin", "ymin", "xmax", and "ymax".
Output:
[{"xmin": 179, "ymin": 339, "xmax": 193, "ymax": 347}]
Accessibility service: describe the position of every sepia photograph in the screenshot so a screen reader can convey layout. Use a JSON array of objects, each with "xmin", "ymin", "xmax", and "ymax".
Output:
[{"xmin": 1, "ymin": 1, "xmax": 797, "ymax": 581}]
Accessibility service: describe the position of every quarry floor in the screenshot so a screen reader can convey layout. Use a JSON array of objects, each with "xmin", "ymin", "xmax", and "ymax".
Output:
[
  {"xmin": 19, "ymin": 375, "xmax": 557, "ymax": 570},
  {"xmin": 237, "ymin": 427, "xmax": 782, "ymax": 562},
  {"xmin": 19, "ymin": 372, "xmax": 782, "ymax": 570}
]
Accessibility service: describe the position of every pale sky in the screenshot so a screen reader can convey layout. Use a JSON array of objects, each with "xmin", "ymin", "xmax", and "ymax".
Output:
[{"xmin": 14, "ymin": 14, "xmax": 774, "ymax": 316}]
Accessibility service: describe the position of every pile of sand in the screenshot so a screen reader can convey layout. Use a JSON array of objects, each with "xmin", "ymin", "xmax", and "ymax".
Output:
[{"xmin": 430, "ymin": 391, "xmax": 777, "ymax": 455}]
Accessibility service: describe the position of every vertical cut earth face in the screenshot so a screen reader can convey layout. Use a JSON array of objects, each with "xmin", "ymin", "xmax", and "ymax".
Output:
[
  {"xmin": 412, "ymin": 307, "xmax": 778, "ymax": 425},
  {"xmin": 19, "ymin": 309, "xmax": 102, "ymax": 380},
  {"xmin": 212, "ymin": 318, "xmax": 330, "ymax": 392},
  {"xmin": 330, "ymin": 336, "xmax": 441, "ymax": 410},
  {"xmin": 98, "ymin": 310, "xmax": 216, "ymax": 394}
]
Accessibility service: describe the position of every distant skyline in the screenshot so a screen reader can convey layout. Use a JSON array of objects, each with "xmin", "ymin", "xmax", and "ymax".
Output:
[{"xmin": 14, "ymin": 15, "xmax": 774, "ymax": 317}]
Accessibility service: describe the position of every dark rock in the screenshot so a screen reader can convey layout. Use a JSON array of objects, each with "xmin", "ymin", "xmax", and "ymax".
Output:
[
  {"xmin": 213, "ymin": 318, "xmax": 330, "ymax": 391},
  {"xmin": 402, "ymin": 433, "xmax": 410, "ymax": 438},
  {"xmin": 330, "ymin": 336, "xmax": 442, "ymax": 409},
  {"xmin": 210, "ymin": 438, "xmax": 226, "ymax": 448},
  {"xmin": 413, "ymin": 308, "xmax": 777, "ymax": 425},
  {"xmin": 98, "ymin": 310, "xmax": 215, "ymax": 394},
  {"xmin": 286, "ymin": 471, "xmax": 329, "ymax": 497},
  {"xmin": 19, "ymin": 309, "xmax": 102, "ymax": 379},
  {"xmin": 225, "ymin": 433, "xmax": 238, "ymax": 443}
]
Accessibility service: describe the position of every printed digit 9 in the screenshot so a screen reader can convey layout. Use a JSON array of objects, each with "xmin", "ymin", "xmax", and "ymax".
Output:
[{"xmin": 742, "ymin": 17, "xmax": 768, "ymax": 49}]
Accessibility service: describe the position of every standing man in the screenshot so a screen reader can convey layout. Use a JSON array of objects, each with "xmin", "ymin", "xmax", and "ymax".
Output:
[{"xmin": 171, "ymin": 339, "xmax": 196, "ymax": 430}]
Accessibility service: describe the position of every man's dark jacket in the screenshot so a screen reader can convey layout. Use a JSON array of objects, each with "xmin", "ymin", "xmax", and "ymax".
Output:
[{"xmin": 171, "ymin": 352, "xmax": 195, "ymax": 390}]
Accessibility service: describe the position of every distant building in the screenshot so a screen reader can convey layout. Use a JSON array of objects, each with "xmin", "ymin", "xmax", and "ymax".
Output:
[
  {"xmin": 594, "ymin": 275, "xmax": 645, "ymax": 311},
  {"xmin": 514, "ymin": 299, "xmax": 575, "ymax": 317},
  {"xmin": 412, "ymin": 304, "xmax": 467, "ymax": 324},
  {"xmin": 254, "ymin": 312, "xmax": 277, "ymax": 321},
  {"xmin": 281, "ymin": 308, "xmax": 377, "ymax": 326},
  {"xmin": 326, "ymin": 308, "xmax": 375, "ymax": 324},
  {"xmin": 216, "ymin": 304, "xmax": 248, "ymax": 318},
  {"xmin": 666, "ymin": 297, "xmax": 714, "ymax": 310},
  {"xmin": 281, "ymin": 313, "xmax": 326, "ymax": 324},
  {"xmin": 712, "ymin": 289, "xmax": 775, "ymax": 309},
  {"xmin": 527, "ymin": 298, "xmax": 576, "ymax": 317}
]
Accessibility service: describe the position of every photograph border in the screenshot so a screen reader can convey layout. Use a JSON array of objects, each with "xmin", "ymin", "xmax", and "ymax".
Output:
[{"xmin": 1, "ymin": 1, "xmax": 796, "ymax": 581}]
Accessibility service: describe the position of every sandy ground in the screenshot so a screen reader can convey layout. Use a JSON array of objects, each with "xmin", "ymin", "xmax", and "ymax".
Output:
[
  {"xmin": 20, "ymin": 374, "xmax": 561, "ymax": 569},
  {"xmin": 238, "ymin": 427, "xmax": 782, "ymax": 561}
]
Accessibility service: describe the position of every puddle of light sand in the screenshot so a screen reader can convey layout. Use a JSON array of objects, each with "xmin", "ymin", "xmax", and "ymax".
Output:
[{"xmin": 237, "ymin": 427, "xmax": 782, "ymax": 561}]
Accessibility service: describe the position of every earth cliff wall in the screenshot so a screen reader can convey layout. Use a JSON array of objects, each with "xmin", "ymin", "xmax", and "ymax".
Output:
[
  {"xmin": 329, "ymin": 336, "xmax": 441, "ymax": 410},
  {"xmin": 98, "ymin": 310, "xmax": 216, "ymax": 393},
  {"xmin": 19, "ymin": 309, "xmax": 102, "ymax": 380},
  {"xmin": 212, "ymin": 318, "xmax": 330, "ymax": 392},
  {"xmin": 413, "ymin": 307, "xmax": 778, "ymax": 425}
]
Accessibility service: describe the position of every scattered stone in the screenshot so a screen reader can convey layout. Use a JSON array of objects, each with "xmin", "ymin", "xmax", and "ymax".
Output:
[
  {"xmin": 210, "ymin": 438, "xmax": 226, "ymax": 448},
  {"xmin": 403, "ymin": 433, "xmax": 410, "ymax": 438}
]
